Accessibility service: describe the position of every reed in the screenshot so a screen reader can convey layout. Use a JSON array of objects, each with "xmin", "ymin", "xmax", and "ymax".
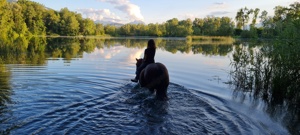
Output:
[
  {"xmin": 187, "ymin": 35, "xmax": 235, "ymax": 41},
  {"xmin": 186, "ymin": 36, "xmax": 235, "ymax": 45},
  {"xmin": 229, "ymin": 39, "xmax": 300, "ymax": 134}
]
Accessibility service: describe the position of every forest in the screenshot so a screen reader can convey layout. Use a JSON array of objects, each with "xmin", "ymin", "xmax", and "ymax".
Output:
[{"xmin": 0, "ymin": 0, "xmax": 299, "ymax": 39}]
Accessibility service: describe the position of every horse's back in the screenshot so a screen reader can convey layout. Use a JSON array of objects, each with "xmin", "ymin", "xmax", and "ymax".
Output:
[{"xmin": 140, "ymin": 62, "xmax": 169, "ymax": 88}]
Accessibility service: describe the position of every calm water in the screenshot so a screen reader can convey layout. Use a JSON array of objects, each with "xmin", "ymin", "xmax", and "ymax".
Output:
[{"xmin": 0, "ymin": 38, "xmax": 288, "ymax": 134}]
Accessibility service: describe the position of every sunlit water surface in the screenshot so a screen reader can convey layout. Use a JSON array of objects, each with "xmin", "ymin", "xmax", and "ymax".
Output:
[{"xmin": 0, "ymin": 38, "xmax": 288, "ymax": 134}]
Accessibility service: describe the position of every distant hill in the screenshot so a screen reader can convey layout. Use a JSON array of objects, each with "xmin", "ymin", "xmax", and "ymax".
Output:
[
  {"xmin": 128, "ymin": 20, "xmax": 145, "ymax": 25},
  {"xmin": 94, "ymin": 20, "xmax": 124, "ymax": 27},
  {"xmin": 94, "ymin": 20, "xmax": 145, "ymax": 26},
  {"xmin": 7, "ymin": 0, "xmax": 18, "ymax": 2}
]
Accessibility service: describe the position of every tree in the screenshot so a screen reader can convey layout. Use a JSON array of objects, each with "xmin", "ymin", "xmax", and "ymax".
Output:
[
  {"xmin": 59, "ymin": 8, "xmax": 80, "ymax": 36},
  {"xmin": 259, "ymin": 10, "xmax": 275, "ymax": 38},
  {"xmin": 218, "ymin": 17, "xmax": 235, "ymax": 36},
  {"xmin": 104, "ymin": 25, "xmax": 116, "ymax": 36},
  {"xmin": 273, "ymin": 6, "xmax": 287, "ymax": 22},
  {"xmin": 95, "ymin": 23, "xmax": 105, "ymax": 35},
  {"xmin": 44, "ymin": 9, "xmax": 60, "ymax": 35},
  {"xmin": 259, "ymin": 10, "xmax": 269, "ymax": 27},
  {"xmin": 119, "ymin": 24, "xmax": 131, "ymax": 36},
  {"xmin": 18, "ymin": 0, "xmax": 46, "ymax": 35},
  {"xmin": 165, "ymin": 18, "xmax": 179, "ymax": 36},
  {"xmin": 81, "ymin": 18, "xmax": 96, "ymax": 35},
  {"xmin": 251, "ymin": 8, "xmax": 260, "ymax": 27},
  {"xmin": 244, "ymin": 7, "xmax": 253, "ymax": 28},
  {"xmin": 138, "ymin": 24, "xmax": 149, "ymax": 36},
  {"xmin": 235, "ymin": 8, "xmax": 244, "ymax": 29},
  {"xmin": 10, "ymin": 3, "xmax": 27, "ymax": 37},
  {"xmin": 0, "ymin": 0, "xmax": 14, "ymax": 39},
  {"xmin": 235, "ymin": 7, "xmax": 252, "ymax": 30},
  {"xmin": 193, "ymin": 18, "xmax": 204, "ymax": 35},
  {"xmin": 202, "ymin": 16, "xmax": 218, "ymax": 35},
  {"xmin": 178, "ymin": 19, "xmax": 193, "ymax": 36}
]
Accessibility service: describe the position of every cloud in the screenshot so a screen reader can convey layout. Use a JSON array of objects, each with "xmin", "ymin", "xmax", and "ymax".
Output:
[
  {"xmin": 206, "ymin": 2, "xmax": 231, "ymax": 17},
  {"xmin": 77, "ymin": 8, "xmax": 122, "ymax": 23},
  {"xmin": 209, "ymin": 2, "xmax": 230, "ymax": 10},
  {"xmin": 209, "ymin": 11, "xmax": 231, "ymax": 16},
  {"xmin": 97, "ymin": 0, "xmax": 144, "ymax": 21},
  {"xmin": 180, "ymin": 13, "xmax": 197, "ymax": 20},
  {"xmin": 128, "ymin": 49, "xmax": 143, "ymax": 62},
  {"xmin": 214, "ymin": 2, "xmax": 226, "ymax": 5},
  {"xmin": 87, "ymin": 46, "xmax": 122, "ymax": 60}
]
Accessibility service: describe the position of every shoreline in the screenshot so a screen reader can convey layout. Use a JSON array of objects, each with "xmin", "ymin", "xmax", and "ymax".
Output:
[
  {"xmin": 31, "ymin": 35, "xmax": 279, "ymax": 41},
  {"xmin": 34, "ymin": 35, "xmax": 187, "ymax": 40}
]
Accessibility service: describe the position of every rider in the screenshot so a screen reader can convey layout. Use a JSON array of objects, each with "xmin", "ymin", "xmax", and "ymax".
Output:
[{"xmin": 131, "ymin": 39, "xmax": 156, "ymax": 82}]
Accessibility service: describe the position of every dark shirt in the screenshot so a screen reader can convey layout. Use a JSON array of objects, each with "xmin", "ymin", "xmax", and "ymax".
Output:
[{"xmin": 144, "ymin": 48, "xmax": 156, "ymax": 64}]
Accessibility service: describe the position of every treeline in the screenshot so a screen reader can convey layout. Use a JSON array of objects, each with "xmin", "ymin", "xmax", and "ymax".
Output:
[
  {"xmin": 0, "ymin": 0, "xmax": 299, "ymax": 39},
  {"xmin": 0, "ymin": 0, "xmax": 105, "ymax": 39},
  {"xmin": 0, "ymin": 37, "xmax": 235, "ymax": 65},
  {"xmin": 235, "ymin": 2, "xmax": 300, "ymax": 38},
  {"xmin": 0, "ymin": 0, "xmax": 235, "ymax": 38}
]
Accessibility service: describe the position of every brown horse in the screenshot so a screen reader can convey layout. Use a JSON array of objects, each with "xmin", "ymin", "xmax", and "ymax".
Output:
[{"xmin": 135, "ymin": 58, "xmax": 169, "ymax": 100}]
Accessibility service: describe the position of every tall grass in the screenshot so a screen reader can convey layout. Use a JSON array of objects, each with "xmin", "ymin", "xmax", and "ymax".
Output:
[
  {"xmin": 186, "ymin": 36, "xmax": 235, "ymax": 45},
  {"xmin": 229, "ymin": 38, "xmax": 300, "ymax": 134},
  {"xmin": 229, "ymin": 19, "xmax": 300, "ymax": 134}
]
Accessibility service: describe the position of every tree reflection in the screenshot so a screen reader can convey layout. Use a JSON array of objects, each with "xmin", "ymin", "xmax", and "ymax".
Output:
[
  {"xmin": 27, "ymin": 37, "xmax": 47, "ymax": 65},
  {"xmin": 229, "ymin": 40, "xmax": 300, "ymax": 134},
  {"xmin": 192, "ymin": 44, "xmax": 232, "ymax": 56},
  {"xmin": 0, "ymin": 64, "xmax": 11, "ymax": 106},
  {"xmin": 0, "ymin": 37, "xmax": 235, "ymax": 117},
  {"xmin": 0, "ymin": 36, "xmax": 236, "ymax": 68}
]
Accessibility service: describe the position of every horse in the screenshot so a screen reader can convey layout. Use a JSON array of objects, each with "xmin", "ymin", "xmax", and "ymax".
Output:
[{"xmin": 135, "ymin": 58, "xmax": 169, "ymax": 100}]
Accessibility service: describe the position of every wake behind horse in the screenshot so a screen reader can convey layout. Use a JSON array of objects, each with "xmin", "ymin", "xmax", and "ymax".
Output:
[{"xmin": 135, "ymin": 58, "xmax": 169, "ymax": 100}]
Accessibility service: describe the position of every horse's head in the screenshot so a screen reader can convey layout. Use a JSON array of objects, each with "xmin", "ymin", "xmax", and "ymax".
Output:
[{"xmin": 136, "ymin": 58, "xmax": 143, "ymax": 67}]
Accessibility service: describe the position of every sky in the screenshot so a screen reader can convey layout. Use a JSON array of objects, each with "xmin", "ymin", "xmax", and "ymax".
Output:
[{"xmin": 29, "ymin": 0, "xmax": 299, "ymax": 24}]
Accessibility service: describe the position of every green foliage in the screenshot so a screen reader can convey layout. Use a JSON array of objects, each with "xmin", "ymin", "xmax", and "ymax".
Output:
[
  {"xmin": 18, "ymin": 0, "xmax": 46, "ymax": 35},
  {"xmin": 59, "ymin": 8, "xmax": 80, "ymax": 36},
  {"xmin": 0, "ymin": 0, "xmax": 299, "ymax": 38},
  {"xmin": 192, "ymin": 17, "xmax": 234, "ymax": 36},
  {"xmin": 44, "ymin": 9, "xmax": 60, "ymax": 35},
  {"xmin": 81, "ymin": 19, "xmax": 96, "ymax": 35},
  {"xmin": 235, "ymin": 7, "xmax": 253, "ymax": 30},
  {"xmin": 230, "ymin": 18, "xmax": 300, "ymax": 135},
  {"xmin": 240, "ymin": 27, "xmax": 258, "ymax": 39},
  {"xmin": 218, "ymin": 17, "xmax": 235, "ymax": 36},
  {"xmin": 95, "ymin": 23, "xmax": 105, "ymax": 36},
  {"xmin": 234, "ymin": 2, "xmax": 300, "ymax": 39},
  {"xmin": 119, "ymin": 24, "xmax": 131, "ymax": 36}
]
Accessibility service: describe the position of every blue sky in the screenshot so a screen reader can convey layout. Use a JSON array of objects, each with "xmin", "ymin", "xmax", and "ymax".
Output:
[{"xmin": 31, "ymin": 0, "xmax": 298, "ymax": 24}]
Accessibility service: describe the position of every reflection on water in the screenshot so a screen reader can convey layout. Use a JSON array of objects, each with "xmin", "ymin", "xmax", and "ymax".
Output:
[
  {"xmin": 0, "ymin": 65, "xmax": 11, "ymax": 106},
  {"xmin": 0, "ymin": 37, "xmax": 291, "ymax": 134},
  {"xmin": 229, "ymin": 39, "xmax": 300, "ymax": 134}
]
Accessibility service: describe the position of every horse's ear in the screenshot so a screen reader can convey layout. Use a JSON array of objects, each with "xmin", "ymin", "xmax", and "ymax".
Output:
[{"xmin": 136, "ymin": 58, "xmax": 138, "ymax": 61}]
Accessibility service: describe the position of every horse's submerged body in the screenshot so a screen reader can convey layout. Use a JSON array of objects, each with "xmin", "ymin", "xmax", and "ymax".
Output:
[{"xmin": 135, "ymin": 59, "xmax": 169, "ymax": 100}]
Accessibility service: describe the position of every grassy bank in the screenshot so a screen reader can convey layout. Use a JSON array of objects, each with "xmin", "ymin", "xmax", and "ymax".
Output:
[{"xmin": 186, "ymin": 36, "xmax": 236, "ymax": 45}]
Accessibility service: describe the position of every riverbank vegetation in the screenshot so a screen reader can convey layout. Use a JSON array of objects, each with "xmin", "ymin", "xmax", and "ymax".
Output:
[
  {"xmin": 229, "ymin": 15, "xmax": 300, "ymax": 135},
  {"xmin": 1, "ymin": 0, "xmax": 299, "ymax": 39},
  {"xmin": 186, "ymin": 36, "xmax": 235, "ymax": 45}
]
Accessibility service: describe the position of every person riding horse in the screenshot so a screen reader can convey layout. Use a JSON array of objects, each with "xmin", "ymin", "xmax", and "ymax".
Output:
[
  {"xmin": 131, "ymin": 39, "xmax": 156, "ymax": 82},
  {"xmin": 131, "ymin": 39, "xmax": 169, "ymax": 100}
]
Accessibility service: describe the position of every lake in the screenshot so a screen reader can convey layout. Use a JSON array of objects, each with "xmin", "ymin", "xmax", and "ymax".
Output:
[{"xmin": 0, "ymin": 37, "xmax": 288, "ymax": 134}]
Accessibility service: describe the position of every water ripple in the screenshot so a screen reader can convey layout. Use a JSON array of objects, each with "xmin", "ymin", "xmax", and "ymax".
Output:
[{"xmin": 1, "ymin": 83, "xmax": 287, "ymax": 135}]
